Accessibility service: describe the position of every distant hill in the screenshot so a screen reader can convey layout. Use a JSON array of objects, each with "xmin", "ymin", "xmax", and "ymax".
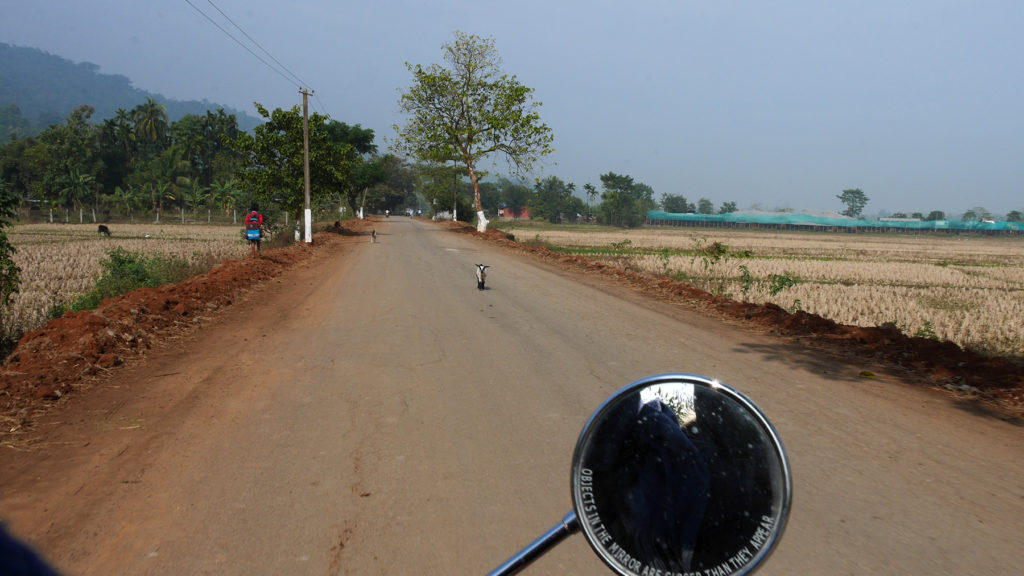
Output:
[{"xmin": 0, "ymin": 43, "xmax": 261, "ymax": 139}]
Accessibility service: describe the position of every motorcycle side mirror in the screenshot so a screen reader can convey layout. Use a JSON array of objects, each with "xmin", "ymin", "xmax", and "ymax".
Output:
[{"xmin": 489, "ymin": 374, "xmax": 792, "ymax": 576}]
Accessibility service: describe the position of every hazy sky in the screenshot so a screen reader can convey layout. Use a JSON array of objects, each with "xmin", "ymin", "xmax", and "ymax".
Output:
[{"xmin": 2, "ymin": 1, "xmax": 1022, "ymax": 216}]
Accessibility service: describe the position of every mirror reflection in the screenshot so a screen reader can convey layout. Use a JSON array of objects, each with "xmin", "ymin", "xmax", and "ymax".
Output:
[{"xmin": 573, "ymin": 377, "xmax": 789, "ymax": 576}]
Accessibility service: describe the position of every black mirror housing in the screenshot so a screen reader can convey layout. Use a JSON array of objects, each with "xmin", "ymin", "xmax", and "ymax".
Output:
[{"xmin": 571, "ymin": 374, "xmax": 792, "ymax": 576}]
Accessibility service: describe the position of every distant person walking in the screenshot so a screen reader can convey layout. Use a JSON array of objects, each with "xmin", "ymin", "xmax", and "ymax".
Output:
[{"xmin": 245, "ymin": 203, "xmax": 264, "ymax": 258}]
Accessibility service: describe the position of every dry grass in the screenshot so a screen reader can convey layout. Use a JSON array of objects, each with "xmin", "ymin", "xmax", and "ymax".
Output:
[
  {"xmin": 528, "ymin": 227, "xmax": 1024, "ymax": 358},
  {"xmin": 4, "ymin": 223, "xmax": 249, "ymax": 341}
]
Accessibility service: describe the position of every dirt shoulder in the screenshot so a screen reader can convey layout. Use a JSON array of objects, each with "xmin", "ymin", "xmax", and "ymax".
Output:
[{"xmin": 0, "ymin": 218, "xmax": 377, "ymax": 442}]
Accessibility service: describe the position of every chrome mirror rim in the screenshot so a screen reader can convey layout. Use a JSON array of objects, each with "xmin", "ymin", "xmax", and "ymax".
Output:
[{"xmin": 570, "ymin": 373, "xmax": 792, "ymax": 576}]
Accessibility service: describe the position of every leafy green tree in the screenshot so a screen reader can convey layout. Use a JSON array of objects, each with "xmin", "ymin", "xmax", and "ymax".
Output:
[
  {"xmin": 498, "ymin": 177, "xmax": 531, "ymax": 220},
  {"xmin": 367, "ymin": 155, "xmax": 418, "ymax": 215},
  {"xmin": 185, "ymin": 180, "xmax": 210, "ymax": 216},
  {"xmin": 697, "ymin": 197, "xmax": 715, "ymax": 215},
  {"xmin": 925, "ymin": 210, "xmax": 946, "ymax": 221},
  {"xmin": 661, "ymin": 193, "xmax": 693, "ymax": 214},
  {"xmin": 326, "ymin": 122, "xmax": 377, "ymax": 155},
  {"xmin": 565, "ymin": 192, "xmax": 586, "ymax": 222},
  {"xmin": 393, "ymin": 31, "xmax": 554, "ymax": 232},
  {"xmin": 413, "ymin": 162, "xmax": 470, "ymax": 217},
  {"xmin": 719, "ymin": 201, "xmax": 738, "ymax": 214},
  {"xmin": 348, "ymin": 157, "xmax": 388, "ymax": 216},
  {"xmin": 598, "ymin": 172, "xmax": 655, "ymax": 227},
  {"xmin": 152, "ymin": 182, "xmax": 172, "ymax": 221},
  {"xmin": 59, "ymin": 168, "xmax": 95, "ymax": 219},
  {"xmin": 133, "ymin": 144, "xmax": 191, "ymax": 217},
  {"xmin": 97, "ymin": 109, "xmax": 135, "ymax": 193},
  {"xmin": 0, "ymin": 135, "xmax": 46, "ymax": 204},
  {"xmin": 316, "ymin": 122, "xmax": 382, "ymax": 215},
  {"xmin": 837, "ymin": 188, "xmax": 869, "ymax": 218},
  {"xmin": 227, "ymin": 104, "xmax": 360, "ymax": 221},
  {"xmin": 1006, "ymin": 210, "xmax": 1023, "ymax": 223},
  {"xmin": 38, "ymin": 106, "xmax": 102, "ymax": 212},
  {"xmin": 202, "ymin": 110, "xmax": 244, "ymax": 183},
  {"xmin": 113, "ymin": 185, "xmax": 143, "ymax": 221},
  {"xmin": 475, "ymin": 181, "xmax": 498, "ymax": 215},
  {"xmin": 962, "ymin": 206, "xmax": 992, "ymax": 221},
  {"xmin": 0, "ymin": 103, "xmax": 33, "ymax": 141},
  {"xmin": 170, "ymin": 113, "xmax": 205, "ymax": 181},
  {"xmin": 209, "ymin": 178, "xmax": 241, "ymax": 217},
  {"xmin": 530, "ymin": 176, "xmax": 577, "ymax": 223}
]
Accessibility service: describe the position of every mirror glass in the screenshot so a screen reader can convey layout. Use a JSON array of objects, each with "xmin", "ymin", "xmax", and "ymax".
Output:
[{"xmin": 571, "ymin": 374, "xmax": 791, "ymax": 576}]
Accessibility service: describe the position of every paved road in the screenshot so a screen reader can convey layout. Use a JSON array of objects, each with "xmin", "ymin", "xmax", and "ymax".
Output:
[{"xmin": 2, "ymin": 217, "xmax": 1022, "ymax": 575}]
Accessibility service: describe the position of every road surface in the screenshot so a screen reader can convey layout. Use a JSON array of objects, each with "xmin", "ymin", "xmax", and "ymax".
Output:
[{"xmin": 2, "ymin": 217, "xmax": 1022, "ymax": 575}]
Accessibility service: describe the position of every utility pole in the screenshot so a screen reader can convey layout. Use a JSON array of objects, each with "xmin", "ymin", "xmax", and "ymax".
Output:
[{"xmin": 300, "ymin": 88, "xmax": 313, "ymax": 243}]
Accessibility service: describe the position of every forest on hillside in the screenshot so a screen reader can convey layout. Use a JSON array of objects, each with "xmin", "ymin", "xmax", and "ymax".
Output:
[{"xmin": 0, "ymin": 43, "xmax": 259, "ymax": 139}]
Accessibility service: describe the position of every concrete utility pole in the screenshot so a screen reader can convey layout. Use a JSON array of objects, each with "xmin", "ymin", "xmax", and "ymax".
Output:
[{"xmin": 300, "ymin": 88, "xmax": 313, "ymax": 243}]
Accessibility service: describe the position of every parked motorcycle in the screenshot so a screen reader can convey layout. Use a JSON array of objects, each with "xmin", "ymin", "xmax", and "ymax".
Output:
[{"xmin": 489, "ymin": 373, "xmax": 792, "ymax": 576}]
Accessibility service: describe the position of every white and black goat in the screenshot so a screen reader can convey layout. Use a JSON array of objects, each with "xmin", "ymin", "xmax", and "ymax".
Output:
[{"xmin": 474, "ymin": 264, "xmax": 490, "ymax": 290}]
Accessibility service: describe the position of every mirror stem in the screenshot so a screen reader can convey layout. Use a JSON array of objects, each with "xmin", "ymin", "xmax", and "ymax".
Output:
[{"xmin": 487, "ymin": 511, "xmax": 580, "ymax": 576}]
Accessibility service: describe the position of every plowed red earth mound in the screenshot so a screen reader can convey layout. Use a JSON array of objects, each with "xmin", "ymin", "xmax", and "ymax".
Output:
[
  {"xmin": 1, "ymin": 220, "xmax": 373, "ymax": 434},
  {"xmin": 445, "ymin": 221, "xmax": 1024, "ymax": 420}
]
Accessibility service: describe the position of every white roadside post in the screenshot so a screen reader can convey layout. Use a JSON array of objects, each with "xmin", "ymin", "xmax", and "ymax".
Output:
[{"xmin": 301, "ymin": 87, "xmax": 313, "ymax": 243}]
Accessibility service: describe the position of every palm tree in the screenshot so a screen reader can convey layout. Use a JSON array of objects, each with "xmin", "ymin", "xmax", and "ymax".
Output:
[
  {"xmin": 185, "ymin": 180, "xmax": 210, "ymax": 217},
  {"xmin": 146, "ymin": 144, "xmax": 191, "ymax": 216},
  {"xmin": 132, "ymin": 98, "xmax": 168, "ymax": 140},
  {"xmin": 113, "ymin": 185, "xmax": 143, "ymax": 222},
  {"xmin": 583, "ymin": 183, "xmax": 597, "ymax": 221},
  {"xmin": 152, "ymin": 182, "xmax": 172, "ymax": 223},
  {"xmin": 131, "ymin": 98, "xmax": 169, "ymax": 157},
  {"xmin": 59, "ymin": 169, "xmax": 95, "ymax": 222},
  {"xmin": 114, "ymin": 108, "xmax": 136, "ymax": 167},
  {"xmin": 209, "ymin": 178, "xmax": 240, "ymax": 217}
]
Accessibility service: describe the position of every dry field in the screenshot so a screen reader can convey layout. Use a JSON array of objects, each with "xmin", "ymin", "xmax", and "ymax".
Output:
[
  {"xmin": 3, "ymin": 223, "xmax": 250, "ymax": 342},
  {"xmin": 525, "ymin": 226, "xmax": 1024, "ymax": 358}
]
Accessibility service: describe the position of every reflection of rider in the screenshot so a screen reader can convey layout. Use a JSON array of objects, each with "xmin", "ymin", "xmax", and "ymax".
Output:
[
  {"xmin": 687, "ymin": 388, "xmax": 775, "ymax": 571},
  {"xmin": 587, "ymin": 394, "xmax": 710, "ymax": 572}
]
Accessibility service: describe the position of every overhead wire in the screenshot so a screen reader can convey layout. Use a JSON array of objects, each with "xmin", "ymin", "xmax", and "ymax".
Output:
[
  {"xmin": 182, "ymin": 0, "xmax": 334, "ymax": 118},
  {"xmin": 202, "ymin": 0, "xmax": 310, "ymax": 90},
  {"xmin": 182, "ymin": 0, "xmax": 297, "ymax": 88}
]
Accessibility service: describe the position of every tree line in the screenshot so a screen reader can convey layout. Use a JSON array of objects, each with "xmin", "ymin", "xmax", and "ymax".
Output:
[
  {"xmin": 0, "ymin": 93, "xmax": 733, "ymax": 230},
  {"xmin": 837, "ymin": 188, "xmax": 1022, "ymax": 222},
  {"xmin": 0, "ymin": 97, "xmax": 412, "ymax": 226}
]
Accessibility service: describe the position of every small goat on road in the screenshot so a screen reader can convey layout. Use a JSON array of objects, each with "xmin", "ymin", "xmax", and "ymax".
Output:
[{"xmin": 474, "ymin": 264, "xmax": 490, "ymax": 290}]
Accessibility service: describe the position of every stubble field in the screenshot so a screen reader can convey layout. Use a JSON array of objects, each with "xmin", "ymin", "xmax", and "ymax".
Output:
[
  {"xmin": 4, "ymin": 223, "xmax": 249, "ymax": 343},
  {"xmin": 7, "ymin": 221, "xmax": 1024, "ymax": 362},
  {"xmin": 518, "ymin": 225, "xmax": 1024, "ymax": 359}
]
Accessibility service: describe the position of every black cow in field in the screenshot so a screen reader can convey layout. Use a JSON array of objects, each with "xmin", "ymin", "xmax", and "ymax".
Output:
[{"xmin": 97, "ymin": 224, "xmax": 111, "ymax": 236}]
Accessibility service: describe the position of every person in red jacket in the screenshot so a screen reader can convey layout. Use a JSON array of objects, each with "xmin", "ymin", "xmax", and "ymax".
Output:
[{"xmin": 245, "ymin": 203, "xmax": 264, "ymax": 258}]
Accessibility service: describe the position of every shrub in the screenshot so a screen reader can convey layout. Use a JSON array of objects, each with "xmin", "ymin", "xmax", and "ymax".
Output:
[
  {"xmin": 62, "ymin": 248, "xmax": 196, "ymax": 313},
  {"xmin": 0, "ymin": 179, "xmax": 21, "ymax": 358}
]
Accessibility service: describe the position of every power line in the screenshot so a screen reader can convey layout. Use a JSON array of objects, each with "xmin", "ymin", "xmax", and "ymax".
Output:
[
  {"xmin": 183, "ymin": 0, "xmax": 337, "ymax": 120},
  {"xmin": 182, "ymin": 0, "xmax": 306, "ymax": 91},
  {"xmin": 203, "ymin": 0, "xmax": 311, "ymax": 90},
  {"xmin": 313, "ymin": 92, "xmax": 332, "ymax": 118}
]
